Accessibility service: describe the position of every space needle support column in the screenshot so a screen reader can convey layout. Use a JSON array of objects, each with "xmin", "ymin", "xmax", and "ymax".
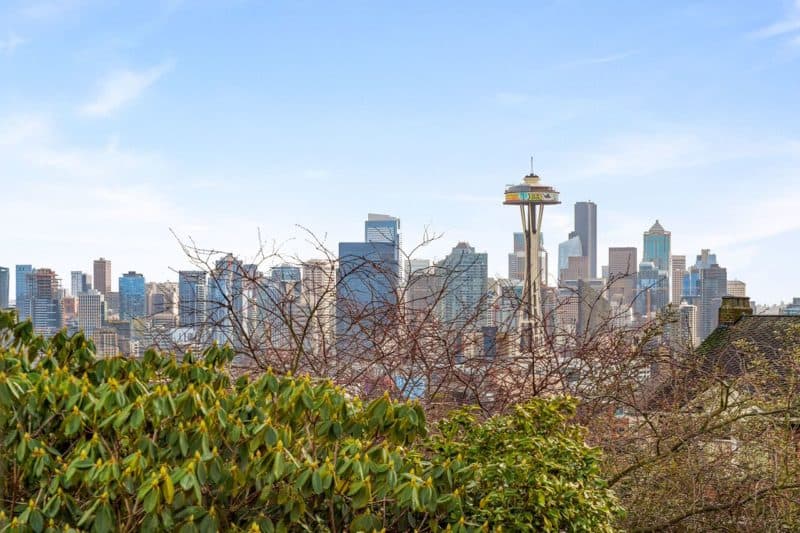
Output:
[{"xmin": 504, "ymin": 169, "xmax": 560, "ymax": 360}]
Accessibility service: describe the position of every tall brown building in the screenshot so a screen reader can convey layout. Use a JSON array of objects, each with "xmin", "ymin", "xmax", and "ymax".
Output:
[
  {"xmin": 93, "ymin": 258, "xmax": 112, "ymax": 296},
  {"xmin": 608, "ymin": 247, "xmax": 638, "ymax": 313}
]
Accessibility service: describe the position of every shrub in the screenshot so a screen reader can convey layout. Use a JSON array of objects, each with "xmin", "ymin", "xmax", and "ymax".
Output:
[{"xmin": 0, "ymin": 311, "xmax": 617, "ymax": 532}]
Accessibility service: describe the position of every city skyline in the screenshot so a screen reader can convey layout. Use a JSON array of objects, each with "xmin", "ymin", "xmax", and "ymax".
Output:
[
  {"xmin": 0, "ymin": 209, "xmax": 784, "ymax": 306},
  {"xmin": 2, "ymin": 1, "xmax": 800, "ymax": 303}
]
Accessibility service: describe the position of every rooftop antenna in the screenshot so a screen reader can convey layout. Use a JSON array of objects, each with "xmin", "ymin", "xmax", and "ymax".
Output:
[{"xmin": 530, "ymin": 155, "xmax": 534, "ymax": 175}]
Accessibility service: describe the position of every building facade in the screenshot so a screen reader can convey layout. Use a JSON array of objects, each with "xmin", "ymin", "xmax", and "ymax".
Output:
[
  {"xmin": 31, "ymin": 268, "xmax": 63, "ymax": 336},
  {"xmin": 178, "ymin": 271, "xmax": 208, "ymax": 328},
  {"xmin": 93, "ymin": 258, "xmax": 112, "ymax": 296},
  {"xmin": 643, "ymin": 220, "xmax": 671, "ymax": 271},
  {"xmin": 727, "ymin": 279, "xmax": 746, "ymax": 297},
  {"xmin": 15, "ymin": 265, "xmax": 34, "ymax": 321},
  {"xmin": 119, "ymin": 271, "xmax": 146, "ymax": 320},
  {"xmin": 0, "ymin": 266, "xmax": 8, "ymax": 309},
  {"xmin": 435, "ymin": 242, "xmax": 489, "ymax": 329},
  {"xmin": 78, "ymin": 290, "xmax": 104, "ymax": 335},
  {"xmin": 574, "ymin": 201, "xmax": 598, "ymax": 279},
  {"xmin": 608, "ymin": 247, "xmax": 638, "ymax": 314},
  {"xmin": 670, "ymin": 255, "xmax": 686, "ymax": 305}
]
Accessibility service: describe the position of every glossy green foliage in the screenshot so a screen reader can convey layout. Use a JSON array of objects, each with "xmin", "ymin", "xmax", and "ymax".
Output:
[
  {"xmin": 0, "ymin": 311, "xmax": 617, "ymax": 532},
  {"xmin": 429, "ymin": 399, "xmax": 621, "ymax": 532}
]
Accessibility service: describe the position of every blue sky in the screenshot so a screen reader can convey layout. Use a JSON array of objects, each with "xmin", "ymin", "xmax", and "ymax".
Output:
[{"xmin": 1, "ymin": 0, "xmax": 799, "ymax": 304}]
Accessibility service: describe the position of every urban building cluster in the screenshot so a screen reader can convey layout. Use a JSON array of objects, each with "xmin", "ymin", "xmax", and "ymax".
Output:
[{"xmin": 0, "ymin": 208, "xmax": 793, "ymax": 360}]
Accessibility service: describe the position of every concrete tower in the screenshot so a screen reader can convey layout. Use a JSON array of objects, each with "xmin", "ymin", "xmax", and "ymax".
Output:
[{"xmin": 503, "ymin": 168, "xmax": 560, "ymax": 350}]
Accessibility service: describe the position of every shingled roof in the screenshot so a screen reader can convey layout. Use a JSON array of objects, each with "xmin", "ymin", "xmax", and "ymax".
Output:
[
  {"xmin": 645, "ymin": 300, "xmax": 800, "ymax": 410},
  {"xmin": 696, "ymin": 315, "xmax": 800, "ymax": 377}
]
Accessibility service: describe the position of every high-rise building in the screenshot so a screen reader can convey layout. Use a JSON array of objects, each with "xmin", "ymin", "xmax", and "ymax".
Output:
[
  {"xmin": 365, "ymin": 213, "xmax": 402, "ymax": 281},
  {"xmin": 301, "ymin": 259, "xmax": 336, "ymax": 354},
  {"xmin": 0, "ymin": 266, "xmax": 8, "ymax": 309},
  {"xmin": 558, "ymin": 234, "xmax": 583, "ymax": 282},
  {"xmin": 119, "ymin": 272, "xmax": 146, "ymax": 320},
  {"xmin": 94, "ymin": 328, "xmax": 119, "ymax": 358},
  {"xmin": 508, "ymin": 232, "xmax": 525, "ymax": 281},
  {"xmin": 71, "ymin": 271, "xmax": 92, "ymax": 297},
  {"xmin": 608, "ymin": 247, "xmax": 638, "ymax": 312},
  {"xmin": 336, "ymin": 240, "xmax": 399, "ymax": 354},
  {"xmin": 207, "ymin": 254, "xmax": 246, "ymax": 345},
  {"xmin": 15, "ymin": 265, "xmax": 34, "ymax": 321},
  {"xmin": 664, "ymin": 302, "xmax": 699, "ymax": 348},
  {"xmin": 727, "ymin": 280, "xmax": 746, "ymax": 297},
  {"xmin": 684, "ymin": 250, "xmax": 727, "ymax": 341},
  {"xmin": 146, "ymin": 282, "xmax": 178, "ymax": 316},
  {"xmin": 561, "ymin": 255, "xmax": 590, "ymax": 282},
  {"xmin": 509, "ymin": 232, "xmax": 548, "ymax": 287},
  {"xmin": 643, "ymin": 220, "xmax": 671, "ymax": 271},
  {"xmin": 93, "ymin": 258, "xmax": 112, "ymax": 296},
  {"xmin": 78, "ymin": 290, "xmax": 104, "ymax": 335},
  {"xmin": 435, "ymin": 242, "xmax": 489, "ymax": 329},
  {"xmin": 31, "ymin": 268, "xmax": 63, "ymax": 336},
  {"xmin": 670, "ymin": 255, "xmax": 686, "ymax": 305},
  {"xmin": 178, "ymin": 271, "xmax": 207, "ymax": 328},
  {"xmin": 271, "ymin": 264, "xmax": 302, "ymax": 299},
  {"xmin": 635, "ymin": 261, "xmax": 669, "ymax": 317},
  {"xmin": 574, "ymin": 202, "xmax": 597, "ymax": 279}
]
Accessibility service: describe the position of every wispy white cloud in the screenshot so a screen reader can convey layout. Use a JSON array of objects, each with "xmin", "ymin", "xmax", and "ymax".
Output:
[
  {"xmin": 80, "ymin": 61, "xmax": 174, "ymax": 117},
  {"xmin": 749, "ymin": 0, "xmax": 800, "ymax": 40},
  {"xmin": 558, "ymin": 50, "xmax": 638, "ymax": 69},
  {"xmin": 0, "ymin": 33, "xmax": 26, "ymax": 55}
]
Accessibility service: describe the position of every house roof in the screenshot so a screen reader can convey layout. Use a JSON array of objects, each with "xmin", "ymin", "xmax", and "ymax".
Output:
[
  {"xmin": 645, "ymin": 315, "xmax": 800, "ymax": 410},
  {"xmin": 697, "ymin": 315, "xmax": 800, "ymax": 376}
]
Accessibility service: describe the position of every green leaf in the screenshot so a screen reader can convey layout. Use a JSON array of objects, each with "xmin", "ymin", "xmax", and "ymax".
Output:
[
  {"xmin": 272, "ymin": 451, "xmax": 285, "ymax": 479},
  {"xmin": 163, "ymin": 475, "xmax": 175, "ymax": 505},
  {"xmin": 94, "ymin": 504, "xmax": 113, "ymax": 533},
  {"xmin": 29, "ymin": 509, "xmax": 44, "ymax": 533},
  {"xmin": 143, "ymin": 488, "xmax": 160, "ymax": 514},
  {"xmin": 312, "ymin": 470, "xmax": 323, "ymax": 494}
]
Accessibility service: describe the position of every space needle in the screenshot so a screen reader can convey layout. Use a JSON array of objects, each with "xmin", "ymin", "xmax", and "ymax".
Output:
[{"xmin": 504, "ymin": 163, "xmax": 560, "ymax": 351}]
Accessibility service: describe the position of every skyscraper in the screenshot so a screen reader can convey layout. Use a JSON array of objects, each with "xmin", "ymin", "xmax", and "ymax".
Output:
[
  {"xmin": 15, "ymin": 265, "xmax": 34, "ymax": 321},
  {"xmin": 670, "ymin": 255, "xmax": 686, "ymax": 305},
  {"xmin": 509, "ymin": 232, "xmax": 548, "ymax": 287},
  {"xmin": 78, "ymin": 290, "xmax": 104, "ymax": 335},
  {"xmin": 302, "ymin": 259, "xmax": 336, "ymax": 354},
  {"xmin": 119, "ymin": 271, "xmax": 146, "ymax": 320},
  {"xmin": 365, "ymin": 213, "xmax": 402, "ymax": 280},
  {"xmin": 271, "ymin": 264, "xmax": 302, "ymax": 299},
  {"xmin": 178, "ymin": 271, "xmax": 208, "ymax": 328},
  {"xmin": 146, "ymin": 282, "xmax": 178, "ymax": 315},
  {"xmin": 71, "ymin": 271, "xmax": 92, "ymax": 297},
  {"xmin": 558, "ymin": 234, "xmax": 582, "ymax": 282},
  {"xmin": 574, "ymin": 202, "xmax": 597, "ymax": 279},
  {"xmin": 0, "ymin": 267, "xmax": 8, "ymax": 309},
  {"xmin": 336, "ymin": 240, "xmax": 399, "ymax": 355},
  {"xmin": 643, "ymin": 220, "xmax": 671, "ymax": 271},
  {"xmin": 436, "ymin": 242, "xmax": 489, "ymax": 329},
  {"xmin": 684, "ymin": 250, "xmax": 727, "ymax": 341},
  {"xmin": 635, "ymin": 261, "xmax": 669, "ymax": 317},
  {"xmin": 699, "ymin": 262, "xmax": 727, "ymax": 340},
  {"xmin": 93, "ymin": 258, "xmax": 112, "ymax": 296},
  {"xmin": 608, "ymin": 247, "xmax": 638, "ymax": 313},
  {"xmin": 508, "ymin": 232, "xmax": 525, "ymax": 281},
  {"xmin": 207, "ymin": 254, "xmax": 246, "ymax": 345},
  {"xmin": 31, "ymin": 268, "xmax": 62, "ymax": 336}
]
